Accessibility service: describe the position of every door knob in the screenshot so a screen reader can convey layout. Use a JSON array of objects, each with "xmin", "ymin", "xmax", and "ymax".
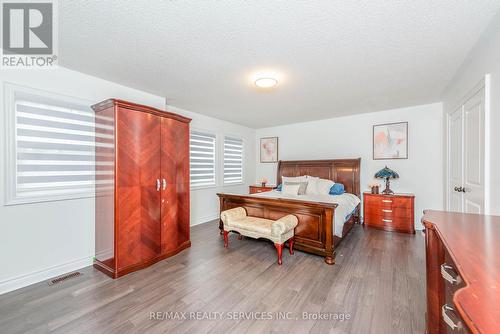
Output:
[
  {"xmin": 454, "ymin": 186, "xmax": 459, "ymax": 192},
  {"xmin": 461, "ymin": 187, "xmax": 466, "ymax": 193}
]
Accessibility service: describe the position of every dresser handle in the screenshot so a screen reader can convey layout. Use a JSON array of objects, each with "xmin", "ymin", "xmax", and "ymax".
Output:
[
  {"xmin": 162, "ymin": 178, "xmax": 167, "ymax": 191},
  {"xmin": 441, "ymin": 264, "xmax": 461, "ymax": 285},
  {"xmin": 382, "ymin": 219, "xmax": 392, "ymax": 223},
  {"xmin": 382, "ymin": 200, "xmax": 392, "ymax": 203},
  {"xmin": 442, "ymin": 304, "xmax": 462, "ymax": 330},
  {"xmin": 382, "ymin": 209, "xmax": 392, "ymax": 213},
  {"xmin": 156, "ymin": 179, "xmax": 161, "ymax": 191}
]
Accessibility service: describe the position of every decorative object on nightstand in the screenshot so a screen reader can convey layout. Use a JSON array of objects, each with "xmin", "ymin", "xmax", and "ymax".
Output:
[
  {"xmin": 249, "ymin": 184, "xmax": 275, "ymax": 194},
  {"xmin": 375, "ymin": 166, "xmax": 399, "ymax": 195},
  {"xmin": 368, "ymin": 182, "xmax": 381, "ymax": 194},
  {"xmin": 363, "ymin": 192, "xmax": 415, "ymax": 234},
  {"xmin": 258, "ymin": 177, "xmax": 269, "ymax": 187}
]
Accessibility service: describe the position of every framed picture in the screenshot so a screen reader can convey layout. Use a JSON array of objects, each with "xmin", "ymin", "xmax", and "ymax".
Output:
[
  {"xmin": 373, "ymin": 122, "xmax": 408, "ymax": 160},
  {"xmin": 260, "ymin": 137, "xmax": 278, "ymax": 163}
]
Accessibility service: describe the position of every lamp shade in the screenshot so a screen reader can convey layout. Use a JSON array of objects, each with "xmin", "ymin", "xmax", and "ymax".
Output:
[{"xmin": 375, "ymin": 166, "xmax": 399, "ymax": 179}]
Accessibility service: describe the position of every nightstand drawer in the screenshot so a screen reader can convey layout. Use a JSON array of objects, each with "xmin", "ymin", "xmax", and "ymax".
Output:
[
  {"xmin": 364, "ymin": 195, "xmax": 411, "ymax": 208},
  {"xmin": 365, "ymin": 214, "xmax": 413, "ymax": 230},
  {"xmin": 249, "ymin": 185, "xmax": 275, "ymax": 194},
  {"xmin": 364, "ymin": 206, "xmax": 412, "ymax": 219}
]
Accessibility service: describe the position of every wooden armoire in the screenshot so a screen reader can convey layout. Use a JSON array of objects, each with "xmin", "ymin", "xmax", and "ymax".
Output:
[{"xmin": 92, "ymin": 99, "xmax": 191, "ymax": 278}]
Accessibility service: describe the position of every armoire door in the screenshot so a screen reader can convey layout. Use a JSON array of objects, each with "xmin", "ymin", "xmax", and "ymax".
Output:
[
  {"xmin": 160, "ymin": 118, "xmax": 190, "ymax": 254},
  {"xmin": 116, "ymin": 109, "xmax": 162, "ymax": 270},
  {"xmin": 449, "ymin": 107, "xmax": 463, "ymax": 212}
]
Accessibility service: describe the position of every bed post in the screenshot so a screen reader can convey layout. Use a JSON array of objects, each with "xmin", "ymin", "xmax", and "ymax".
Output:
[{"xmin": 324, "ymin": 208, "xmax": 335, "ymax": 265}]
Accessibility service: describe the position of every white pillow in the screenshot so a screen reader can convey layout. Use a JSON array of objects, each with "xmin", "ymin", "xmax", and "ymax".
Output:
[
  {"xmin": 305, "ymin": 176, "xmax": 334, "ymax": 195},
  {"xmin": 316, "ymin": 178, "xmax": 335, "ymax": 194},
  {"xmin": 282, "ymin": 183, "xmax": 301, "ymax": 195},
  {"xmin": 282, "ymin": 175, "xmax": 307, "ymax": 184},
  {"xmin": 305, "ymin": 177, "xmax": 319, "ymax": 195}
]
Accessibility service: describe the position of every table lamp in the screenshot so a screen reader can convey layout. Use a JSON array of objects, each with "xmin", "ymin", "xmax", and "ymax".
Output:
[{"xmin": 375, "ymin": 166, "xmax": 399, "ymax": 195}]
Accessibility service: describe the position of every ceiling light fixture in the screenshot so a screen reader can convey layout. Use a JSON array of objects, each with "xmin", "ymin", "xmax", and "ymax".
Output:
[{"xmin": 254, "ymin": 77, "xmax": 278, "ymax": 88}]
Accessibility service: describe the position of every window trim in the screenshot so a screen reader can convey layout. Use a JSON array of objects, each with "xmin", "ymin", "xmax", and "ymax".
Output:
[
  {"xmin": 4, "ymin": 83, "xmax": 97, "ymax": 206},
  {"xmin": 189, "ymin": 127, "xmax": 217, "ymax": 190},
  {"xmin": 223, "ymin": 134, "xmax": 244, "ymax": 186}
]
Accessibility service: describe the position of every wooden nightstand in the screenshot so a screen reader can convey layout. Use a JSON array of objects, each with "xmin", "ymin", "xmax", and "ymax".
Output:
[
  {"xmin": 249, "ymin": 185, "xmax": 275, "ymax": 194},
  {"xmin": 363, "ymin": 192, "xmax": 415, "ymax": 234}
]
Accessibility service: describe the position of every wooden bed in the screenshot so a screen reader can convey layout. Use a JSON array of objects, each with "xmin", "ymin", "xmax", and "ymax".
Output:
[{"xmin": 217, "ymin": 158, "xmax": 361, "ymax": 264}]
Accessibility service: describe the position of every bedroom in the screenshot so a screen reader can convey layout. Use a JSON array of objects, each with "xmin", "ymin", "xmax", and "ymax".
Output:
[{"xmin": 0, "ymin": 1, "xmax": 499, "ymax": 333}]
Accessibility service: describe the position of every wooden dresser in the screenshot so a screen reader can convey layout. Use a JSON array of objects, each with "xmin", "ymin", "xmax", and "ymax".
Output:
[
  {"xmin": 363, "ymin": 192, "xmax": 415, "ymax": 233},
  {"xmin": 249, "ymin": 185, "xmax": 275, "ymax": 194},
  {"xmin": 422, "ymin": 210, "xmax": 500, "ymax": 334}
]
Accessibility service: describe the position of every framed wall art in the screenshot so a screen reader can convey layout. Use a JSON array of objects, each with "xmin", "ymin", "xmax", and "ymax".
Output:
[
  {"xmin": 373, "ymin": 122, "xmax": 408, "ymax": 160},
  {"xmin": 260, "ymin": 137, "xmax": 278, "ymax": 163}
]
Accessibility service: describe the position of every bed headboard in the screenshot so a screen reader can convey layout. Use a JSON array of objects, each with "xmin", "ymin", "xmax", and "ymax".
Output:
[{"xmin": 276, "ymin": 159, "xmax": 361, "ymax": 197}]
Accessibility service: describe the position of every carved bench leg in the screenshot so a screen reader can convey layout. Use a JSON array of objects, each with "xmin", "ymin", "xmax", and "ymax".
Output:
[
  {"xmin": 223, "ymin": 230, "xmax": 229, "ymax": 248},
  {"xmin": 238, "ymin": 234, "xmax": 243, "ymax": 240},
  {"xmin": 288, "ymin": 237, "xmax": 294, "ymax": 255},
  {"xmin": 274, "ymin": 243, "xmax": 283, "ymax": 265}
]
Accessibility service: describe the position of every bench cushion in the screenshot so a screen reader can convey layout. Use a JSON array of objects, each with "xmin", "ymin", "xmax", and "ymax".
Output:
[
  {"xmin": 229, "ymin": 216, "xmax": 273, "ymax": 235},
  {"xmin": 220, "ymin": 207, "xmax": 298, "ymax": 244}
]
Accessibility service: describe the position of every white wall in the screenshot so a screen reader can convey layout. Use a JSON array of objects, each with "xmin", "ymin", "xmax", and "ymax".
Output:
[
  {"xmin": 442, "ymin": 9, "xmax": 500, "ymax": 216},
  {"xmin": 0, "ymin": 67, "xmax": 165, "ymax": 294},
  {"xmin": 0, "ymin": 67, "xmax": 254, "ymax": 294},
  {"xmin": 166, "ymin": 105, "xmax": 256, "ymax": 226},
  {"xmin": 255, "ymin": 103, "xmax": 444, "ymax": 230}
]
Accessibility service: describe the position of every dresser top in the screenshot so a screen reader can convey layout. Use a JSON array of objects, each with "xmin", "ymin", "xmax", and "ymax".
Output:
[
  {"xmin": 363, "ymin": 191, "xmax": 414, "ymax": 197},
  {"xmin": 422, "ymin": 210, "xmax": 500, "ymax": 334}
]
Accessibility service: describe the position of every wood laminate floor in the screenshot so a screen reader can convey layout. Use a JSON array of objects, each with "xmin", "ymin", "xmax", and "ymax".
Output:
[{"xmin": 0, "ymin": 222, "xmax": 425, "ymax": 334}]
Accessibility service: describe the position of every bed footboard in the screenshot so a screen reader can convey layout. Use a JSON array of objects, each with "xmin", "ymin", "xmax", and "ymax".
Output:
[{"xmin": 217, "ymin": 193, "xmax": 343, "ymax": 264}]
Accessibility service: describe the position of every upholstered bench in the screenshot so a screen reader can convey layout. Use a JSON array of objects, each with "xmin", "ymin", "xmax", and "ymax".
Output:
[{"xmin": 220, "ymin": 207, "xmax": 298, "ymax": 265}]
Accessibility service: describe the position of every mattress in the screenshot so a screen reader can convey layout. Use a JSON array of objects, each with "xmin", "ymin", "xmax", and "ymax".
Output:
[{"xmin": 250, "ymin": 190, "xmax": 360, "ymax": 237}]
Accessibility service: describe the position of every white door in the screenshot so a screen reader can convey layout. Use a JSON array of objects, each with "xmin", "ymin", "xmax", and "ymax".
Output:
[
  {"xmin": 447, "ymin": 87, "xmax": 485, "ymax": 214},
  {"xmin": 449, "ymin": 107, "xmax": 463, "ymax": 212},
  {"xmin": 463, "ymin": 88, "xmax": 485, "ymax": 213}
]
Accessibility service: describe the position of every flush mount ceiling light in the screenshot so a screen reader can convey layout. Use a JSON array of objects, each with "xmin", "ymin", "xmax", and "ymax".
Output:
[{"xmin": 254, "ymin": 77, "xmax": 278, "ymax": 88}]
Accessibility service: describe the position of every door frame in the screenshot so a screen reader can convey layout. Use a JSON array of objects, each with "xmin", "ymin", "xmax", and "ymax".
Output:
[{"xmin": 445, "ymin": 75, "xmax": 490, "ymax": 213}]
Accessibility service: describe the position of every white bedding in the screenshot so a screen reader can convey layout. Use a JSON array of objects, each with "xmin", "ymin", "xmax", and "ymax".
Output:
[{"xmin": 250, "ymin": 190, "xmax": 360, "ymax": 237}]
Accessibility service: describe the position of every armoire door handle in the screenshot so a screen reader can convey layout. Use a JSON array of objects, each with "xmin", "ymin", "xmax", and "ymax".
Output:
[
  {"xmin": 162, "ymin": 179, "xmax": 167, "ymax": 190},
  {"xmin": 156, "ymin": 179, "xmax": 161, "ymax": 191}
]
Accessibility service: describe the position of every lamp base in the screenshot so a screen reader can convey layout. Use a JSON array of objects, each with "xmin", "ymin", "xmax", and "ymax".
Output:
[{"xmin": 382, "ymin": 178, "xmax": 394, "ymax": 195}]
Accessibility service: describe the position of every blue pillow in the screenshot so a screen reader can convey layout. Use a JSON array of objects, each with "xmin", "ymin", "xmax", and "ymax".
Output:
[
  {"xmin": 276, "ymin": 184, "xmax": 282, "ymax": 191},
  {"xmin": 329, "ymin": 183, "xmax": 345, "ymax": 195}
]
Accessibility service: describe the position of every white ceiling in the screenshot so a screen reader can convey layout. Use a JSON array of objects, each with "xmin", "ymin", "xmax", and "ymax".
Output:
[{"xmin": 59, "ymin": 1, "xmax": 500, "ymax": 128}]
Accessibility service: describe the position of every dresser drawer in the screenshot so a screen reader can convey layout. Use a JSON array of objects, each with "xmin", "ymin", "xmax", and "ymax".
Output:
[{"xmin": 441, "ymin": 250, "xmax": 469, "ymax": 333}]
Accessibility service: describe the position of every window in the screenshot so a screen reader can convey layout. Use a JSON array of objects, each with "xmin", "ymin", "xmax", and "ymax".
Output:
[
  {"xmin": 190, "ymin": 130, "xmax": 216, "ymax": 187},
  {"xmin": 5, "ymin": 85, "xmax": 112, "ymax": 205},
  {"xmin": 223, "ymin": 136, "xmax": 244, "ymax": 184}
]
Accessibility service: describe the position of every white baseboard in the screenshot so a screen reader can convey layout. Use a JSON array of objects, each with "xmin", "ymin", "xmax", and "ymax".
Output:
[
  {"xmin": 191, "ymin": 213, "xmax": 219, "ymax": 226},
  {"xmin": 0, "ymin": 256, "xmax": 93, "ymax": 295}
]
